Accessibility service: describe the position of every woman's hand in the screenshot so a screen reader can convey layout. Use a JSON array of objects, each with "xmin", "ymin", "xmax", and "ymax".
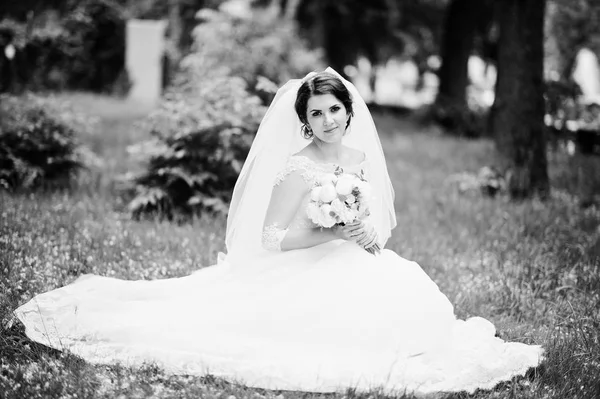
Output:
[
  {"xmin": 331, "ymin": 223, "xmax": 353, "ymax": 240},
  {"xmin": 333, "ymin": 220, "xmax": 380, "ymax": 254},
  {"xmin": 354, "ymin": 221, "xmax": 380, "ymax": 254}
]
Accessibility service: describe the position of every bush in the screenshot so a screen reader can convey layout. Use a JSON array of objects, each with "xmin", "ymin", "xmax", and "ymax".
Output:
[
  {"xmin": 123, "ymin": 9, "xmax": 323, "ymax": 220},
  {"xmin": 0, "ymin": 94, "xmax": 88, "ymax": 190},
  {"xmin": 123, "ymin": 71, "xmax": 265, "ymax": 220},
  {"xmin": 189, "ymin": 9, "xmax": 323, "ymax": 89},
  {"xmin": 0, "ymin": 0, "xmax": 126, "ymax": 93}
]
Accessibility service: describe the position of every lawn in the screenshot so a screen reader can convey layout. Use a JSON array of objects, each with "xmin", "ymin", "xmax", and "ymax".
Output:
[{"xmin": 1, "ymin": 94, "xmax": 599, "ymax": 398}]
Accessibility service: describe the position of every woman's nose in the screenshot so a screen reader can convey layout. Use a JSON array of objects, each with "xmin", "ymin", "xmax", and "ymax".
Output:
[{"xmin": 324, "ymin": 112, "xmax": 334, "ymax": 124}]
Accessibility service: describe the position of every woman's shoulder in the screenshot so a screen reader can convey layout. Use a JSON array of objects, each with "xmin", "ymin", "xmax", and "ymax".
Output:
[
  {"xmin": 343, "ymin": 147, "xmax": 367, "ymax": 165},
  {"xmin": 291, "ymin": 146, "xmax": 366, "ymax": 167}
]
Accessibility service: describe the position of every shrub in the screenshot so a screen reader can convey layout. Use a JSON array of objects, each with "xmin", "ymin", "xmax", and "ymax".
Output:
[
  {"xmin": 0, "ymin": 94, "xmax": 89, "ymax": 190},
  {"xmin": 123, "ymin": 9, "xmax": 323, "ymax": 220},
  {"xmin": 189, "ymin": 9, "xmax": 324, "ymax": 89},
  {"xmin": 123, "ymin": 71, "xmax": 265, "ymax": 220}
]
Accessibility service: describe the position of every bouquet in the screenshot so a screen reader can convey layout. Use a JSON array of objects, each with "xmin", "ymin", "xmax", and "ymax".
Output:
[{"xmin": 306, "ymin": 169, "xmax": 380, "ymax": 254}]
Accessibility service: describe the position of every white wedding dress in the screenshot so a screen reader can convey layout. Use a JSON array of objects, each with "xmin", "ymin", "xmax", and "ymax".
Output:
[{"xmin": 15, "ymin": 155, "xmax": 543, "ymax": 398}]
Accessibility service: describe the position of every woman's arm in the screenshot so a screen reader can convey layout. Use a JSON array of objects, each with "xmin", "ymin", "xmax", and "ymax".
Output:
[{"xmin": 262, "ymin": 171, "xmax": 341, "ymax": 251}]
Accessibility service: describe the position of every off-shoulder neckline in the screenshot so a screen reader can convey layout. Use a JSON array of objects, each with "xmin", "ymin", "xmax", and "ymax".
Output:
[{"xmin": 290, "ymin": 154, "xmax": 367, "ymax": 169}]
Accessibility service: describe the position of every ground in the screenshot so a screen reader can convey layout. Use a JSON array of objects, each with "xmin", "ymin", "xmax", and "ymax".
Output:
[{"xmin": 1, "ymin": 94, "xmax": 599, "ymax": 398}]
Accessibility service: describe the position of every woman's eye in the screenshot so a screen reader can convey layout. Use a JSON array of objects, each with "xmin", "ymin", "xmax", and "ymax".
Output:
[
  {"xmin": 331, "ymin": 106, "xmax": 340, "ymax": 112},
  {"xmin": 311, "ymin": 112, "xmax": 321, "ymax": 117}
]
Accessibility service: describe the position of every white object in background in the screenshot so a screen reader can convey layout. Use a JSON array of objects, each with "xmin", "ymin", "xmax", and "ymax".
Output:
[
  {"xmin": 468, "ymin": 55, "xmax": 496, "ymax": 90},
  {"xmin": 126, "ymin": 19, "xmax": 167, "ymax": 104},
  {"xmin": 572, "ymin": 47, "xmax": 600, "ymax": 99},
  {"xmin": 219, "ymin": 0, "xmax": 251, "ymax": 19},
  {"xmin": 347, "ymin": 56, "xmax": 374, "ymax": 104},
  {"xmin": 374, "ymin": 58, "xmax": 421, "ymax": 108},
  {"xmin": 4, "ymin": 44, "xmax": 15, "ymax": 60}
]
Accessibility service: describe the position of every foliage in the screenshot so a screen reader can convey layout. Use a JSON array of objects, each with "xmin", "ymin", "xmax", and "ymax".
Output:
[
  {"xmin": 60, "ymin": 0, "xmax": 126, "ymax": 92},
  {"xmin": 0, "ymin": 94, "xmax": 90, "ymax": 191},
  {"xmin": 545, "ymin": 0, "xmax": 600, "ymax": 78},
  {"xmin": 0, "ymin": 0, "xmax": 126, "ymax": 93},
  {"xmin": 123, "ymin": 9, "xmax": 323, "ymax": 220},
  {"xmin": 395, "ymin": 0, "xmax": 449, "ymax": 73},
  {"xmin": 294, "ymin": 0, "xmax": 446, "ymax": 76},
  {"xmin": 295, "ymin": 0, "xmax": 401, "ymax": 72},
  {"xmin": 189, "ymin": 9, "xmax": 323, "ymax": 88},
  {"xmin": 123, "ymin": 70, "xmax": 265, "ymax": 219},
  {"xmin": 0, "ymin": 0, "xmax": 71, "ymax": 21}
]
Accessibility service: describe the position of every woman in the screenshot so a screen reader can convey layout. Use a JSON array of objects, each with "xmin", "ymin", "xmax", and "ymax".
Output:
[{"xmin": 15, "ymin": 68, "xmax": 543, "ymax": 397}]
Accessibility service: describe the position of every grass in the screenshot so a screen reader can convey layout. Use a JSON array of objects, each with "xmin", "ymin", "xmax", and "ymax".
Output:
[{"xmin": 1, "ymin": 95, "xmax": 600, "ymax": 398}]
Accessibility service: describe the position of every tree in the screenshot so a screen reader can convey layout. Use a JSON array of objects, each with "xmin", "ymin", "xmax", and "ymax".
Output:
[
  {"xmin": 432, "ymin": 0, "xmax": 493, "ymax": 135},
  {"xmin": 295, "ymin": 0, "xmax": 400, "ymax": 77},
  {"xmin": 436, "ymin": 0, "xmax": 491, "ymax": 109},
  {"xmin": 545, "ymin": 0, "xmax": 600, "ymax": 81},
  {"xmin": 491, "ymin": 0, "xmax": 549, "ymax": 199}
]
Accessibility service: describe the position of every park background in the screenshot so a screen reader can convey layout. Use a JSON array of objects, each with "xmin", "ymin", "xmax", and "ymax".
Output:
[{"xmin": 1, "ymin": 0, "xmax": 599, "ymax": 398}]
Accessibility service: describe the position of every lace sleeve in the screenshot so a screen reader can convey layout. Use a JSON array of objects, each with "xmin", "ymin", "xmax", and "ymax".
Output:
[
  {"xmin": 262, "ymin": 165, "xmax": 311, "ymax": 251},
  {"xmin": 273, "ymin": 156, "xmax": 319, "ymax": 187},
  {"xmin": 262, "ymin": 224, "xmax": 289, "ymax": 251}
]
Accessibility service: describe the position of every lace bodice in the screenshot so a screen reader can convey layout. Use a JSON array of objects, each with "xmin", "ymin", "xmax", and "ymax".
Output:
[{"xmin": 262, "ymin": 155, "xmax": 368, "ymax": 251}]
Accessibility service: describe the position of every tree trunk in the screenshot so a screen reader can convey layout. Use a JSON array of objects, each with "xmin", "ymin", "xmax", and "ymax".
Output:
[
  {"xmin": 436, "ymin": 0, "xmax": 485, "ymax": 108},
  {"xmin": 168, "ymin": 0, "xmax": 182, "ymax": 59},
  {"xmin": 283, "ymin": 0, "xmax": 301, "ymax": 20},
  {"xmin": 491, "ymin": 0, "xmax": 549, "ymax": 199}
]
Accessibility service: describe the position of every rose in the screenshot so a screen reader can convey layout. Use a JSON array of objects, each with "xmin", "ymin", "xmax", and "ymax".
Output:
[
  {"xmin": 345, "ymin": 194, "xmax": 356, "ymax": 204},
  {"xmin": 318, "ymin": 173, "xmax": 338, "ymax": 186},
  {"xmin": 319, "ymin": 204, "xmax": 336, "ymax": 227},
  {"xmin": 319, "ymin": 184, "xmax": 338, "ymax": 203},
  {"xmin": 306, "ymin": 202, "xmax": 324, "ymax": 225},
  {"xmin": 331, "ymin": 198, "xmax": 353, "ymax": 223},
  {"xmin": 356, "ymin": 180, "xmax": 372, "ymax": 199},
  {"xmin": 335, "ymin": 176, "xmax": 355, "ymax": 196},
  {"xmin": 310, "ymin": 186, "xmax": 322, "ymax": 202}
]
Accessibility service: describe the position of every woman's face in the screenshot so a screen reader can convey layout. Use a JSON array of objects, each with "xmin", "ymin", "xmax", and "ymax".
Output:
[{"xmin": 305, "ymin": 94, "xmax": 349, "ymax": 144}]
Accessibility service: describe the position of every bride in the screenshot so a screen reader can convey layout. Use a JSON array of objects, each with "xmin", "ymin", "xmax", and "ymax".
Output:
[{"xmin": 15, "ymin": 68, "xmax": 543, "ymax": 397}]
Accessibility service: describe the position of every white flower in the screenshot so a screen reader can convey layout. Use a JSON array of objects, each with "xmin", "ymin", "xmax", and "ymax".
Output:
[
  {"xmin": 319, "ymin": 184, "xmax": 338, "ymax": 203},
  {"xmin": 335, "ymin": 176, "xmax": 355, "ymax": 196},
  {"xmin": 331, "ymin": 198, "xmax": 354, "ymax": 224},
  {"xmin": 356, "ymin": 180, "xmax": 373, "ymax": 200},
  {"xmin": 330, "ymin": 197, "xmax": 345, "ymax": 216},
  {"xmin": 345, "ymin": 194, "xmax": 356, "ymax": 204},
  {"xmin": 319, "ymin": 204, "xmax": 337, "ymax": 227},
  {"xmin": 306, "ymin": 202, "xmax": 321, "ymax": 224},
  {"xmin": 318, "ymin": 173, "xmax": 338, "ymax": 186},
  {"xmin": 310, "ymin": 186, "xmax": 322, "ymax": 202}
]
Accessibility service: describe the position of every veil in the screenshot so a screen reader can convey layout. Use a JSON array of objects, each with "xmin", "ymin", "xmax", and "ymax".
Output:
[{"xmin": 225, "ymin": 67, "xmax": 396, "ymax": 263}]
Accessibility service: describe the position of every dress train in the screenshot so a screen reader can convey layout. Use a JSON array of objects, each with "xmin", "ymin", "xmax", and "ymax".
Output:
[{"xmin": 15, "ymin": 239, "xmax": 543, "ymax": 397}]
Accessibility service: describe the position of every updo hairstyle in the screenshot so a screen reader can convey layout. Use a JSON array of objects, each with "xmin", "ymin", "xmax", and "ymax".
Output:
[{"xmin": 294, "ymin": 72, "xmax": 354, "ymax": 139}]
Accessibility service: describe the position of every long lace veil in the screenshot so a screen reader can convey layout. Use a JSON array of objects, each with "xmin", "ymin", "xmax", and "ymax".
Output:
[{"xmin": 225, "ymin": 67, "xmax": 396, "ymax": 263}]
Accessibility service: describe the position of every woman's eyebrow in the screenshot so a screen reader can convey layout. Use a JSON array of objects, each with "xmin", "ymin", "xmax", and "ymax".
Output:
[{"xmin": 309, "ymin": 103, "xmax": 341, "ymax": 112}]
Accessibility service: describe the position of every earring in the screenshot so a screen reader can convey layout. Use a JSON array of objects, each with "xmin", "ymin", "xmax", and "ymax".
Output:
[{"xmin": 301, "ymin": 124, "xmax": 313, "ymax": 139}]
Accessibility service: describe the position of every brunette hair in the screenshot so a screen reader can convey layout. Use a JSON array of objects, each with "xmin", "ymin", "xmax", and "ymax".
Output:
[{"xmin": 295, "ymin": 72, "xmax": 354, "ymax": 139}]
